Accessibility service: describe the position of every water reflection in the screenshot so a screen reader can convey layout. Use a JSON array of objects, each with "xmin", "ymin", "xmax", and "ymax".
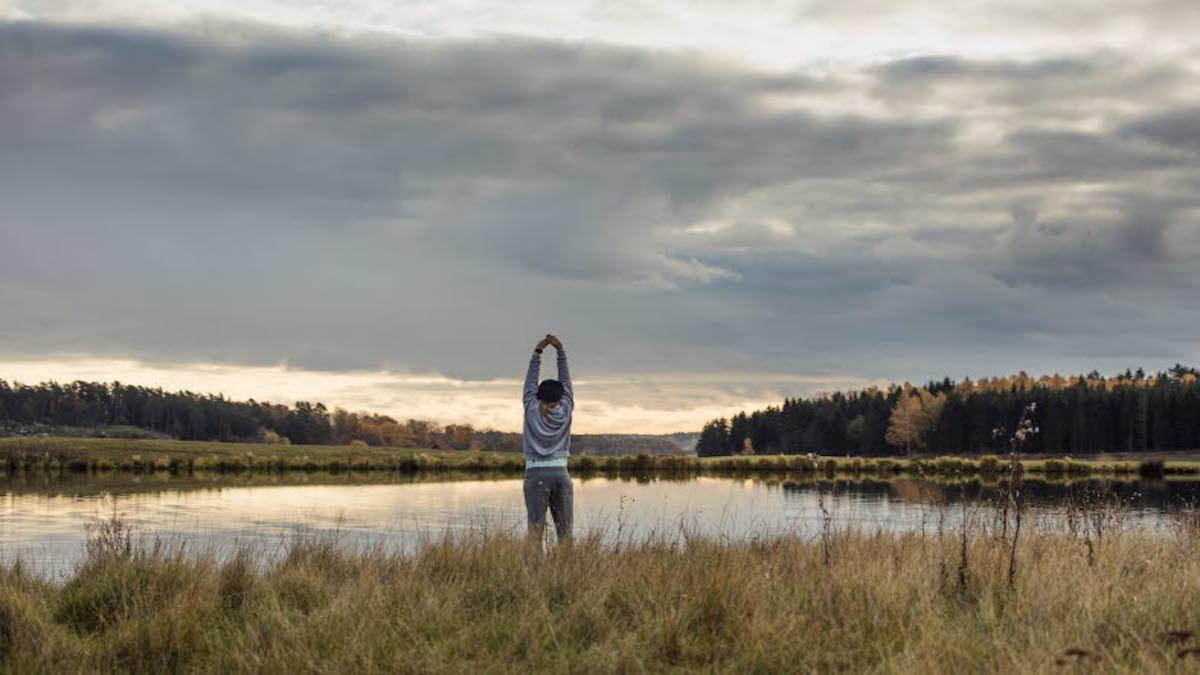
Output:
[
  {"xmin": 3, "ymin": 471, "xmax": 1199, "ymax": 577},
  {"xmin": 778, "ymin": 476, "xmax": 1200, "ymax": 511}
]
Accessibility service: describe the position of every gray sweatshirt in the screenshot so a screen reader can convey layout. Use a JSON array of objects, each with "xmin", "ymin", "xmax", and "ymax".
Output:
[{"xmin": 522, "ymin": 349, "xmax": 572, "ymax": 467}]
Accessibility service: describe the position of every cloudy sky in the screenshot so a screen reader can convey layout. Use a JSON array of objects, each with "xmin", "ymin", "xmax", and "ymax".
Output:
[{"xmin": 1, "ymin": 1, "xmax": 1197, "ymax": 433}]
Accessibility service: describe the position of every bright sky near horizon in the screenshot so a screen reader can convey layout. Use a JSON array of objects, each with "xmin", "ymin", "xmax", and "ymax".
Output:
[{"xmin": 1, "ymin": 1, "xmax": 1198, "ymax": 432}]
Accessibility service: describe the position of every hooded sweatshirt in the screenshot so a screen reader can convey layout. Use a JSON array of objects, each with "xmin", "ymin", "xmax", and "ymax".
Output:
[{"xmin": 522, "ymin": 349, "xmax": 572, "ymax": 468}]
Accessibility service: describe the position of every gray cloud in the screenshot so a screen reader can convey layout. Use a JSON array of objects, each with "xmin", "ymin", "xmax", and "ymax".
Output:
[
  {"xmin": 1, "ymin": 20, "xmax": 1199, "ymax": 400},
  {"xmin": 876, "ymin": 54, "xmax": 1098, "ymax": 87},
  {"xmin": 1121, "ymin": 106, "xmax": 1200, "ymax": 152}
]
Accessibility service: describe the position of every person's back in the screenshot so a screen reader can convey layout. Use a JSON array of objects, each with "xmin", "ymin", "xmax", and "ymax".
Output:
[{"xmin": 521, "ymin": 334, "xmax": 573, "ymax": 541}]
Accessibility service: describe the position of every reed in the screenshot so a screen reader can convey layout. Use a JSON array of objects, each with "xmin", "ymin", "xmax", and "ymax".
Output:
[{"xmin": 3, "ymin": 513, "xmax": 1200, "ymax": 673}]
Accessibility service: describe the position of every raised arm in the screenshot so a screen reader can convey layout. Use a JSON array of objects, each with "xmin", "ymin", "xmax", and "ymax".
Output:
[
  {"xmin": 524, "ymin": 336, "xmax": 552, "ymax": 406},
  {"xmin": 547, "ymin": 335, "xmax": 572, "ymax": 404}
]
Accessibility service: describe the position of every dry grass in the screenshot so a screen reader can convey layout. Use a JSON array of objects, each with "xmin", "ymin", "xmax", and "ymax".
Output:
[{"xmin": 4, "ymin": 512, "xmax": 1200, "ymax": 673}]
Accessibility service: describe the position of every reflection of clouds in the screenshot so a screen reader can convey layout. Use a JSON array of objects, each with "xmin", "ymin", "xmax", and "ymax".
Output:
[{"xmin": 5, "ymin": 475, "xmax": 1196, "ymax": 576}]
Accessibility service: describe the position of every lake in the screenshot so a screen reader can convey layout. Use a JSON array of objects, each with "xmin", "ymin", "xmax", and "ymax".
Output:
[{"xmin": 3, "ymin": 471, "xmax": 1198, "ymax": 577}]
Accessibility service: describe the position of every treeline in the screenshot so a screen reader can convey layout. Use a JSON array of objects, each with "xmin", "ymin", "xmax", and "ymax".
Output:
[
  {"xmin": 0, "ymin": 380, "xmax": 477, "ymax": 448},
  {"xmin": 696, "ymin": 365, "xmax": 1200, "ymax": 457},
  {"xmin": 0, "ymin": 379, "xmax": 692, "ymax": 454}
]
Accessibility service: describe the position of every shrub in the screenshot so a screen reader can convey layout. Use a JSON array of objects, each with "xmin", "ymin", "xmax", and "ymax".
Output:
[
  {"xmin": 933, "ymin": 457, "xmax": 971, "ymax": 475},
  {"xmin": 976, "ymin": 455, "xmax": 1001, "ymax": 475},
  {"xmin": 256, "ymin": 428, "xmax": 290, "ymax": 445},
  {"xmin": 1064, "ymin": 460, "xmax": 1092, "ymax": 475},
  {"xmin": 821, "ymin": 459, "xmax": 837, "ymax": 478},
  {"xmin": 1138, "ymin": 460, "xmax": 1166, "ymax": 479},
  {"xmin": 873, "ymin": 459, "xmax": 898, "ymax": 474}
]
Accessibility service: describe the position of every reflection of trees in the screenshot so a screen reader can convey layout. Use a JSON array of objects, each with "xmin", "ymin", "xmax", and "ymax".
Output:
[
  {"xmin": 778, "ymin": 478, "xmax": 894, "ymax": 499},
  {"xmin": 0, "ymin": 469, "xmax": 709, "ymax": 499},
  {"xmin": 770, "ymin": 475, "xmax": 1200, "ymax": 512},
  {"xmin": 6, "ymin": 472, "xmax": 1200, "ymax": 514},
  {"xmin": 889, "ymin": 477, "xmax": 933, "ymax": 504}
]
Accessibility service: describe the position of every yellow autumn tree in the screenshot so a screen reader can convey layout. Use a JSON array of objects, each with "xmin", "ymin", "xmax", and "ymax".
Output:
[{"xmin": 885, "ymin": 387, "xmax": 947, "ymax": 455}]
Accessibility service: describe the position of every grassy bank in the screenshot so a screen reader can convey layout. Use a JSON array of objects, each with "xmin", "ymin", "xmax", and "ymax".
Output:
[
  {"xmin": 4, "ymin": 518, "xmax": 1200, "ymax": 673},
  {"xmin": 4, "ymin": 437, "xmax": 1200, "ymax": 478},
  {"xmin": 0, "ymin": 437, "xmax": 510, "ymax": 473}
]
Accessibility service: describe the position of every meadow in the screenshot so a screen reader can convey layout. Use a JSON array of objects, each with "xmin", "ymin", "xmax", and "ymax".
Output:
[
  {"xmin": 3, "ymin": 509, "xmax": 1200, "ymax": 673},
  {"xmin": 3, "ymin": 436, "xmax": 1200, "ymax": 478}
]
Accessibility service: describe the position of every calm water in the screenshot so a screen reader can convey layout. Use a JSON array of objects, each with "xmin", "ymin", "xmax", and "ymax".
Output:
[{"xmin": 3, "ymin": 471, "xmax": 1198, "ymax": 577}]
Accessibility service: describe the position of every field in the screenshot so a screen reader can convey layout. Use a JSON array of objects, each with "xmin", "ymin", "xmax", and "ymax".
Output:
[
  {"xmin": 3, "ymin": 437, "xmax": 1200, "ymax": 478},
  {"xmin": 0, "ymin": 437, "xmax": 496, "ymax": 472},
  {"xmin": 3, "ymin": 511, "xmax": 1200, "ymax": 673}
]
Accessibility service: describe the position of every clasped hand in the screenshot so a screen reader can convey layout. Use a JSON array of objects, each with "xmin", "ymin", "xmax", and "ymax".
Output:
[{"xmin": 536, "ymin": 334, "xmax": 563, "ymax": 351}]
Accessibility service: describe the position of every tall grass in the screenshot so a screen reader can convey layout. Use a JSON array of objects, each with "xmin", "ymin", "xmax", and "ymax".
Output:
[{"xmin": 4, "ymin": 512, "xmax": 1200, "ymax": 673}]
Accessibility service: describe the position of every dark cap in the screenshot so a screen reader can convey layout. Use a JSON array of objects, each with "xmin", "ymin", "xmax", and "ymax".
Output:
[{"xmin": 536, "ymin": 379, "xmax": 564, "ymax": 403}]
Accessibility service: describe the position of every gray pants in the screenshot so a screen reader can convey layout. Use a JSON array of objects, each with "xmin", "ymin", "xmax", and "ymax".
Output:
[{"xmin": 523, "ymin": 467, "xmax": 573, "ymax": 541}]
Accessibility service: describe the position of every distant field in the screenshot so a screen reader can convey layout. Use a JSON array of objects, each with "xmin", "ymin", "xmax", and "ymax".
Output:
[
  {"xmin": 0, "ymin": 437, "xmax": 511, "ymax": 472},
  {"xmin": 3, "ymin": 436, "xmax": 1200, "ymax": 477}
]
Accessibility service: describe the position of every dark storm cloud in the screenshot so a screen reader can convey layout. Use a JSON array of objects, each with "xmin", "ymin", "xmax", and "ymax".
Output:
[
  {"xmin": 876, "ymin": 55, "xmax": 1097, "ymax": 84},
  {"xmin": 1120, "ymin": 106, "xmax": 1200, "ymax": 152},
  {"xmin": 1, "ymin": 20, "xmax": 1198, "ymax": 388},
  {"xmin": 871, "ymin": 52, "xmax": 1190, "ymax": 118},
  {"xmin": 994, "ymin": 200, "xmax": 1186, "ymax": 289}
]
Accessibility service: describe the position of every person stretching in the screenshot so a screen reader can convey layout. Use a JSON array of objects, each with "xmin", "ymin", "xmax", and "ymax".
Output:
[{"xmin": 522, "ymin": 333, "xmax": 573, "ymax": 542}]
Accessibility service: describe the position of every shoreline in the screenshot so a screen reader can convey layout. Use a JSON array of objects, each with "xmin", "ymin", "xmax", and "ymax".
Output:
[{"xmin": 4, "ymin": 437, "xmax": 1200, "ymax": 478}]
